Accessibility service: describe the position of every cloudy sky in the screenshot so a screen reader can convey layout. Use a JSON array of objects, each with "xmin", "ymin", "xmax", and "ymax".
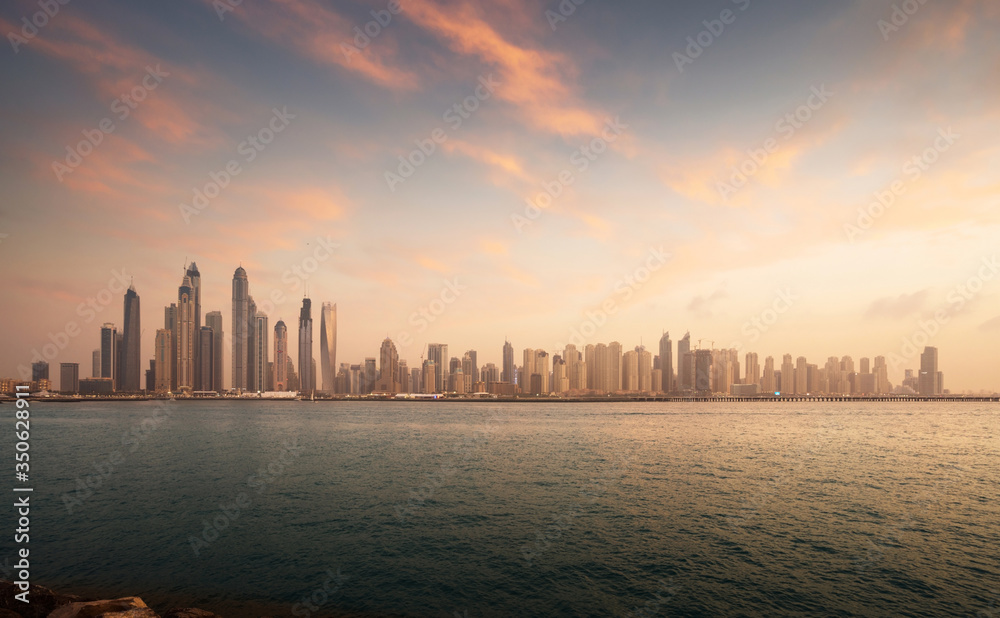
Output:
[{"xmin": 1, "ymin": 0, "xmax": 998, "ymax": 391}]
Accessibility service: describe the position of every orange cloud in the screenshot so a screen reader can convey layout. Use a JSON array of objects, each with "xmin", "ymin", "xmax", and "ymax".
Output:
[{"xmin": 404, "ymin": 0, "xmax": 608, "ymax": 137}]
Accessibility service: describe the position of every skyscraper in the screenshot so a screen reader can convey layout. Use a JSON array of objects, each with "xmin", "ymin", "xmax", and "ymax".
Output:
[
  {"xmin": 154, "ymin": 329, "xmax": 172, "ymax": 393},
  {"xmin": 320, "ymin": 302, "xmax": 337, "ymax": 394},
  {"xmin": 91, "ymin": 349, "xmax": 100, "ymax": 378},
  {"xmin": 502, "ymin": 340, "xmax": 514, "ymax": 384},
  {"xmin": 745, "ymin": 352, "xmax": 760, "ymax": 387},
  {"xmin": 247, "ymin": 295, "xmax": 257, "ymax": 392},
  {"xmin": 198, "ymin": 326, "xmax": 214, "ymax": 392},
  {"xmin": 253, "ymin": 312, "xmax": 269, "ymax": 393},
  {"xmin": 637, "ymin": 346, "xmax": 652, "ymax": 392},
  {"xmin": 122, "ymin": 283, "xmax": 141, "ymax": 392},
  {"xmin": 60, "ymin": 363, "xmax": 79, "ymax": 394},
  {"xmin": 298, "ymin": 298, "xmax": 314, "ymax": 395},
  {"xmin": 428, "ymin": 343, "xmax": 448, "ymax": 393},
  {"xmin": 762, "ymin": 356, "xmax": 776, "ymax": 393},
  {"xmin": 795, "ymin": 356, "xmax": 808, "ymax": 395},
  {"xmin": 677, "ymin": 332, "xmax": 691, "ymax": 390},
  {"xmin": 164, "ymin": 304, "xmax": 178, "ymax": 391},
  {"xmin": 186, "ymin": 263, "xmax": 201, "ymax": 389},
  {"xmin": 658, "ymin": 332, "xmax": 672, "ymax": 393},
  {"xmin": 115, "ymin": 330, "xmax": 124, "ymax": 391},
  {"xmin": 695, "ymin": 349, "xmax": 713, "ymax": 392},
  {"xmin": 205, "ymin": 311, "xmax": 224, "ymax": 393},
  {"xmin": 177, "ymin": 274, "xmax": 196, "ymax": 392},
  {"xmin": 593, "ymin": 343, "xmax": 607, "ymax": 392},
  {"xmin": 463, "ymin": 349, "xmax": 478, "ymax": 383},
  {"xmin": 274, "ymin": 320, "xmax": 288, "ymax": 391},
  {"xmin": 622, "ymin": 349, "xmax": 639, "ymax": 392},
  {"xmin": 100, "ymin": 323, "xmax": 116, "ymax": 386},
  {"xmin": 232, "ymin": 267, "xmax": 250, "ymax": 392},
  {"xmin": 376, "ymin": 338, "xmax": 400, "ymax": 393},
  {"xmin": 781, "ymin": 354, "xmax": 795, "ymax": 395},
  {"xmin": 919, "ymin": 347, "xmax": 939, "ymax": 396},
  {"xmin": 608, "ymin": 342, "xmax": 623, "ymax": 392}
]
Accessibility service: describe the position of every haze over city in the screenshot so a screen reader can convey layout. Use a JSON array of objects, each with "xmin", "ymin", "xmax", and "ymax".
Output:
[{"xmin": 1, "ymin": 0, "xmax": 999, "ymax": 392}]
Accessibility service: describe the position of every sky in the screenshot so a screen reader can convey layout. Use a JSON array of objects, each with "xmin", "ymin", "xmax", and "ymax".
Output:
[{"xmin": 1, "ymin": 0, "xmax": 998, "ymax": 392}]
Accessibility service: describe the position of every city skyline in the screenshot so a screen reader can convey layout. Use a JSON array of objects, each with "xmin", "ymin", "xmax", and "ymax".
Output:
[
  {"xmin": 4, "ymin": 262, "xmax": 968, "ymax": 396},
  {"xmin": 1, "ymin": 1, "xmax": 999, "ymax": 391}
]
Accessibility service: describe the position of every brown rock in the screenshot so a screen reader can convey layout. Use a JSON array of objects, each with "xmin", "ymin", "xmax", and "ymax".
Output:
[
  {"xmin": 0, "ymin": 581, "xmax": 89, "ymax": 618},
  {"xmin": 47, "ymin": 597, "xmax": 150, "ymax": 618},
  {"xmin": 100, "ymin": 611, "xmax": 160, "ymax": 618},
  {"xmin": 0, "ymin": 609, "xmax": 23, "ymax": 618},
  {"xmin": 161, "ymin": 610, "xmax": 219, "ymax": 618}
]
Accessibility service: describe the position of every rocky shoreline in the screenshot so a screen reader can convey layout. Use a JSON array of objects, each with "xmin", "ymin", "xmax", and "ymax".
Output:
[{"xmin": 0, "ymin": 581, "xmax": 251, "ymax": 618}]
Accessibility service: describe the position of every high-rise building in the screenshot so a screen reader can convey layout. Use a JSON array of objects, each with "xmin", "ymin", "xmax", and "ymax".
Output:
[
  {"xmin": 552, "ymin": 356, "xmax": 568, "ymax": 393},
  {"xmin": 428, "ymin": 344, "xmax": 448, "ymax": 393},
  {"xmin": 164, "ymin": 304, "xmax": 178, "ymax": 391},
  {"xmin": 658, "ymin": 332, "xmax": 672, "ymax": 393},
  {"xmin": 563, "ymin": 344, "xmax": 580, "ymax": 390},
  {"xmin": 637, "ymin": 346, "xmax": 652, "ymax": 392},
  {"xmin": 363, "ymin": 358, "xmax": 376, "ymax": 394},
  {"xmin": 422, "ymin": 360, "xmax": 436, "ymax": 394},
  {"xmin": 205, "ymin": 311, "xmax": 224, "ymax": 393},
  {"xmin": 176, "ymin": 274, "xmax": 196, "ymax": 392},
  {"xmin": 60, "ymin": 363, "xmax": 79, "ymax": 394},
  {"xmin": 100, "ymin": 323, "xmax": 117, "ymax": 386},
  {"xmin": 781, "ymin": 354, "xmax": 795, "ymax": 395},
  {"xmin": 231, "ymin": 267, "xmax": 250, "ymax": 392},
  {"xmin": 762, "ymin": 356, "xmax": 776, "ymax": 393},
  {"xmin": 115, "ymin": 330, "xmax": 124, "ymax": 391},
  {"xmin": 198, "ymin": 327, "xmax": 214, "ymax": 392},
  {"xmin": 91, "ymin": 349, "xmax": 100, "ymax": 378},
  {"xmin": 398, "ymin": 360, "xmax": 409, "ymax": 393},
  {"xmin": 695, "ymin": 349, "xmax": 713, "ymax": 392},
  {"xmin": 535, "ymin": 350, "xmax": 550, "ymax": 393},
  {"xmin": 32, "ymin": 361, "xmax": 49, "ymax": 382},
  {"xmin": 154, "ymin": 329, "xmax": 172, "ymax": 393},
  {"xmin": 376, "ymin": 338, "xmax": 400, "ymax": 393},
  {"xmin": 463, "ymin": 350, "xmax": 478, "ymax": 383},
  {"xmin": 186, "ymin": 263, "xmax": 201, "ymax": 390},
  {"xmin": 273, "ymin": 320, "xmax": 288, "ymax": 391},
  {"xmin": 481, "ymin": 363, "xmax": 500, "ymax": 386},
  {"xmin": 502, "ymin": 340, "xmax": 514, "ymax": 384},
  {"xmin": 795, "ymin": 356, "xmax": 808, "ymax": 395},
  {"xmin": 745, "ymin": 352, "xmax": 760, "ymax": 387},
  {"xmin": 320, "ymin": 302, "xmax": 337, "ymax": 394},
  {"xmin": 246, "ymin": 296, "xmax": 257, "ymax": 391},
  {"xmin": 298, "ymin": 298, "xmax": 314, "ymax": 394},
  {"xmin": 593, "ymin": 343, "xmax": 607, "ymax": 392},
  {"xmin": 919, "ymin": 347, "xmax": 940, "ymax": 396},
  {"xmin": 677, "ymin": 332, "xmax": 691, "ymax": 390},
  {"xmin": 122, "ymin": 283, "xmax": 141, "ymax": 392},
  {"xmin": 253, "ymin": 312, "xmax": 269, "ymax": 393},
  {"xmin": 585, "ymin": 344, "xmax": 597, "ymax": 390},
  {"xmin": 622, "ymin": 350, "xmax": 639, "ymax": 392},
  {"xmin": 873, "ymin": 356, "xmax": 889, "ymax": 394},
  {"xmin": 608, "ymin": 342, "xmax": 623, "ymax": 392}
]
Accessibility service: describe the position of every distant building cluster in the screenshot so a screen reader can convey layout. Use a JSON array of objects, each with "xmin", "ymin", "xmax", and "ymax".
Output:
[{"xmin": 2, "ymin": 270, "xmax": 948, "ymax": 398}]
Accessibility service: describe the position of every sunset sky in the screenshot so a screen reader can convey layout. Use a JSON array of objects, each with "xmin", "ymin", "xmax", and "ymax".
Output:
[{"xmin": 1, "ymin": 0, "xmax": 998, "ymax": 391}]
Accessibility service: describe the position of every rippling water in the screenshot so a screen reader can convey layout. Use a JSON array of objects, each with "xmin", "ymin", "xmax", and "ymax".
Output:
[{"xmin": 17, "ymin": 401, "xmax": 1000, "ymax": 616}]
